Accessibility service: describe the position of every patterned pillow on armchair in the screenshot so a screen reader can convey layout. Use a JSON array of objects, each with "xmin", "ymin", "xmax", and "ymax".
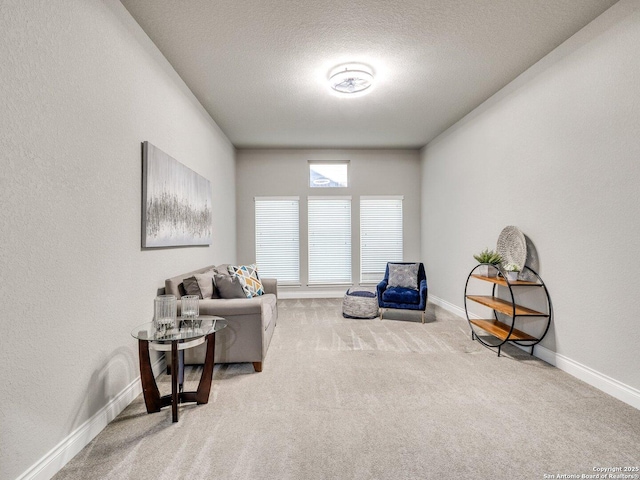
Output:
[{"xmin": 387, "ymin": 263, "xmax": 419, "ymax": 290}]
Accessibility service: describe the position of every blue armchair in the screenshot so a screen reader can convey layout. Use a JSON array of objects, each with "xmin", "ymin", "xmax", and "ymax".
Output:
[{"xmin": 377, "ymin": 262, "xmax": 428, "ymax": 323}]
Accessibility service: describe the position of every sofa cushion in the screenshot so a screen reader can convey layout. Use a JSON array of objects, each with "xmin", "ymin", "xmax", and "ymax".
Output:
[
  {"xmin": 388, "ymin": 263, "xmax": 419, "ymax": 290},
  {"xmin": 227, "ymin": 264, "xmax": 264, "ymax": 298},
  {"xmin": 165, "ymin": 265, "xmax": 217, "ymax": 298},
  {"xmin": 214, "ymin": 274, "xmax": 246, "ymax": 299},
  {"xmin": 382, "ymin": 286, "xmax": 421, "ymax": 305},
  {"xmin": 215, "ymin": 264, "xmax": 232, "ymax": 276},
  {"xmin": 183, "ymin": 270, "xmax": 216, "ymax": 299}
]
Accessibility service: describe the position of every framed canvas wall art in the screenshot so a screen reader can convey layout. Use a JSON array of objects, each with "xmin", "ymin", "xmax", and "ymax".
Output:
[{"xmin": 142, "ymin": 141, "xmax": 212, "ymax": 248}]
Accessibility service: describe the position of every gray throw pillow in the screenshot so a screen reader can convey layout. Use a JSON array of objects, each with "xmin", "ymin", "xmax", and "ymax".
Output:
[
  {"xmin": 182, "ymin": 276, "xmax": 203, "ymax": 298},
  {"xmin": 214, "ymin": 274, "xmax": 246, "ymax": 299},
  {"xmin": 388, "ymin": 263, "xmax": 419, "ymax": 290},
  {"xmin": 182, "ymin": 270, "xmax": 216, "ymax": 299}
]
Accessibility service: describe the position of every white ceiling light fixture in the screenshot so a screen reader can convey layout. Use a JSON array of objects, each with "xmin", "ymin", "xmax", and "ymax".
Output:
[{"xmin": 329, "ymin": 64, "xmax": 374, "ymax": 96}]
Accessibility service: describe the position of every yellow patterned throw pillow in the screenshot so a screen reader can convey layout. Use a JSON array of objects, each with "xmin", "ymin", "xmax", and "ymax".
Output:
[{"xmin": 227, "ymin": 264, "xmax": 264, "ymax": 298}]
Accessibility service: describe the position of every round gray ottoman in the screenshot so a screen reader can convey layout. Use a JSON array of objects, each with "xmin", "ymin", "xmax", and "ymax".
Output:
[{"xmin": 342, "ymin": 286, "xmax": 378, "ymax": 319}]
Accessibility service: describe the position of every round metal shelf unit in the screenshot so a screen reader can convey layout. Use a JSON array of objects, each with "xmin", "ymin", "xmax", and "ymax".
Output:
[{"xmin": 464, "ymin": 264, "xmax": 552, "ymax": 357}]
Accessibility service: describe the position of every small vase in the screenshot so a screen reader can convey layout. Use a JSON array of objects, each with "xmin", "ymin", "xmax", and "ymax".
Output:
[{"xmin": 506, "ymin": 271, "xmax": 519, "ymax": 282}]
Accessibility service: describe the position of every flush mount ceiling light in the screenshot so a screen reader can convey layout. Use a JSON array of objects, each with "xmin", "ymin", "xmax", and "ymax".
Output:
[{"xmin": 329, "ymin": 64, "xmax": 374, "ymax": 95}]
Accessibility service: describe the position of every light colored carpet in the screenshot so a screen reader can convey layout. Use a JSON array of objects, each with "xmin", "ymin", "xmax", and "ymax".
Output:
[{"xmin": 54, "ymin": 299, "xmax": 640, "ymax": 479}]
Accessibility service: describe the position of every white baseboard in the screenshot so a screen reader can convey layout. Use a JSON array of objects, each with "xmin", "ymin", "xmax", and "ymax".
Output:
[
  {"xmin": 530, "ymin": 344, "xmax": 640, "ymax": 410},
  {"xmin": 430, "ymin": 294, "xmax": 640, "ymax": 411},
  {"xmin": 17, "ymin": 356, "xmax": 166, "ymax": 480},
  {"xmin": 429, "ymin": 294, "xmax": 476, "ymax": 319}
]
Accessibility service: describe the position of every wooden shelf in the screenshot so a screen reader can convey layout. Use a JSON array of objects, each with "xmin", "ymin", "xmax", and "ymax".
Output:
[
  {"xmin": 469, "ymin": 319, "xmax": 538, "ymax": 341},
  {"xmin": 466, "ymin": 295, "xmax": 547, "ymax": 317},
  {"xmin": 470, "ymin": 274, "xmax": 541, "ymax": 287}
]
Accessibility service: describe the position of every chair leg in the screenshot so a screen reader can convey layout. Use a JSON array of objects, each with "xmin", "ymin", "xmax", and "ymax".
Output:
[
  {"xmin": 422, "ymin": 311, "xmax": 425, "ymax": 324},
  {"xmin": 379, "ymin": 308, "xmax": 383, "ymax": 320}
]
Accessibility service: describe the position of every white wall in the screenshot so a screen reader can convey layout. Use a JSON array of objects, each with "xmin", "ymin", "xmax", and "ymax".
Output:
[
  {"xmin": 236, "ymin": 149, "xmax": 421, "ymax": 296},
  {"xmin": 421, "ymin": 0, "xmax": 640, "ymax": 406},
  {"xmin": 0, "ymin": 1, "xmax": 236, "ymax": 479}
]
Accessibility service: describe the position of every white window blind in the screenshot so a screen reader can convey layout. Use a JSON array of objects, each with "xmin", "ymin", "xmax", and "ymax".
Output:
[
  {"xmin": 360, "ymin": 196, "xmax": 403, "ymax": 283},
  {"xmin": 255, "ymin": 197, "xmax": 300, "ymax": 284},
  {"xmin": 308, "ymin": 197, "xmax": 352, "ymax": 284}
]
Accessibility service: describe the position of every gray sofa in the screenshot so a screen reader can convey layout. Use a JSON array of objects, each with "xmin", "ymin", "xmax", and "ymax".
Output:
[{"xmin": 164, "ymin": 264, "xmax": 277, "ymax": 372}]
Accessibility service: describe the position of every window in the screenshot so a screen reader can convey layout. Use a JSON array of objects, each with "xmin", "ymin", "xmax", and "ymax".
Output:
[
  {"xmin": 308, "ymin": 197, "xmax": 352, "ymax": 284},
  {"xmin": 309, "ymin": 161, "xmax": 348, "ymax": 188},
  {"xmin": 255, "ymin": 197, "xmax": 300, "ymax": 284},
  {"xmin": 360, "ymin": 196, "xmax": 403, "ymax": 283}
]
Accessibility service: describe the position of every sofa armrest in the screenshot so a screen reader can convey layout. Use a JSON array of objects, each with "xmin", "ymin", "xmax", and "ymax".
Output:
[
  {"xmin": 262, "ymin": 278, "xmax": 278, "ymax": 298},
  {"xmin": 196, "ymin": 298, "xmax": 264, "ymax": 316}
]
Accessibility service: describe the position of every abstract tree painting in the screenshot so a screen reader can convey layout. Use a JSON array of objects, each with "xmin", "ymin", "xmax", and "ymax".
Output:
[{"xmin": 142, "ymin": 141, "xmax": 212, "ymax": 248}]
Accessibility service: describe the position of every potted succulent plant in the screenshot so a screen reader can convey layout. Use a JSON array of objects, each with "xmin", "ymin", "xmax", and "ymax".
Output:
[
  {"xmin": 503, "ymin": 263, "xmax": 520, "ymax": 282},
  {"xmin": 473, "ymin": 248, "xmax": 503, "ymax": 277}
]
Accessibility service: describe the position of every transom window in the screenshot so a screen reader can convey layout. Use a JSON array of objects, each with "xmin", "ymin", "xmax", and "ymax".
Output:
[{"xmin": 309, "ymin": 161, "xmax": 348, "ymax": 188}]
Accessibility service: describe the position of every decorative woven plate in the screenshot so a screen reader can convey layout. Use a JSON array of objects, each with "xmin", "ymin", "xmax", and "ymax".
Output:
[{"xmin": 496, "ymin": 226, "xmax": 527, "ymax": 270}]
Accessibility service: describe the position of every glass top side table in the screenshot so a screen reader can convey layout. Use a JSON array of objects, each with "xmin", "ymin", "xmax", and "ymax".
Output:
[{"xmin": 131, "ymin": 316, "xmax": 227, "ymax": 422}]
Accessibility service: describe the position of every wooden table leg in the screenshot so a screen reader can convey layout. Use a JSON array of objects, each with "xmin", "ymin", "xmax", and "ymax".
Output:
[
  {"xmin": 195, "ymin": 332, "xmax": 216, "ymax": 404},
  {"xmin": 140, "ymin": 332, "xmax": 217, "ymax": 421},
  {"xmin": 178, "ymin": 349, "xmax": 185, "ymax": 392},
  {"xmin": 171, "ymin": 341, "xmax": 179, "ymax": 422},
  {"xmin": 138, "ymin": 339, "xmax": 161, "ymax": 413}
]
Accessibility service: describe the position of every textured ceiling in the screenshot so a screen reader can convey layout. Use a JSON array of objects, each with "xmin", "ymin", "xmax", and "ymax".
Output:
[{"xmin": 120, "ymin": 0, "xmax": 617, "ymax": 148}]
